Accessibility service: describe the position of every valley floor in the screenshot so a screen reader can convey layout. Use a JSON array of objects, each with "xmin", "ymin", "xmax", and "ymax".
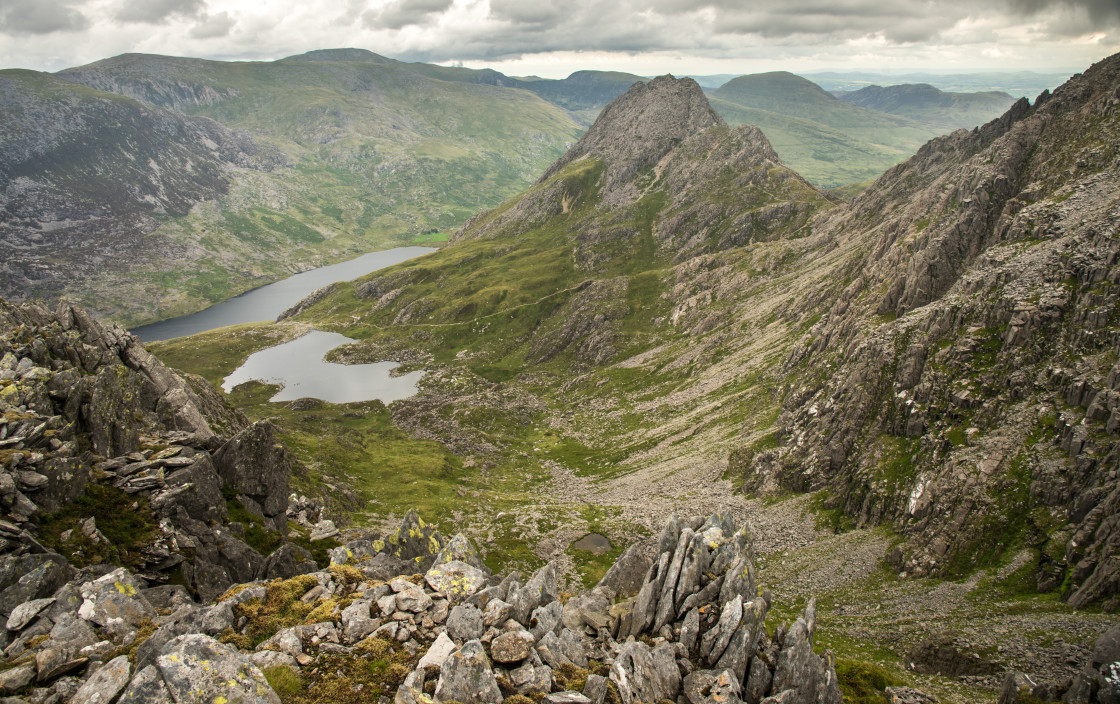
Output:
[{"xmin": 150, "ymin": 320, "xmax": 1118, "ymax": 704}]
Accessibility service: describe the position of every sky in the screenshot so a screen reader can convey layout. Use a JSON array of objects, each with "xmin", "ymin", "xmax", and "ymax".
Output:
[{"xmin": 0, "ymin": 0, "xmax": 1117, "ymax": 78}]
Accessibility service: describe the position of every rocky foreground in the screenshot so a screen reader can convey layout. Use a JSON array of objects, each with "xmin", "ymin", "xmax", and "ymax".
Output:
[{"xmin": 0, "ymin": 296, "xmax": 1115, "ymax": 703}]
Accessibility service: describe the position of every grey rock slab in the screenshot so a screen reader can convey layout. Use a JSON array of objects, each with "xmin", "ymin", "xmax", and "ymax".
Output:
[
  {"xmin": 482, "ymin": 598, "xmax": 513, "ymax": 628},
  {"xmin": 340, "ymin": 600, "xmax": 377, "ymax": 644},
  {"xmin": 434, "ymin": 639, "xmax": 502, "ymax": 704},
  {"xmin": 583, "ymin": 673, "xmax": 609, "ymax": 704},
  {"xmin": 680, "ymin": 607, "xmax": 700, "ymax": 653},
  {"xmin": 157, "ymin": 634, "xmax": 280, "ymax": 704},
  {"xmin": 0, "ymin": 553, "xmax": 75, "ymax": 617},
  {"xmin": 702, "ymin": 595, "xmax": 742, "ymax": 665},
  {"xmin": 418, "ymin": 631, "xmax": 457, "ymax": 670},
  {"xmin": 249, "ymin": 651, "xmax": 299, "ymax": 670},
  {"xmin": 447, "ymin": 604, "xmax": 484, "ymax": 643},
  {"xmin": 544, "ymin": 693, "xmax": 592, "ymax": 704},
  {"xmin": 744, "ymin": 655, "xmax": 772, "ymax": 704},
  {"xmin": 654, "ymin": 528, "xmax": 693, "ymax": 632},
  {"xmin": 491, "ymin": 629, "xmax": 535, "ymax": 664},
  {"xmin": 675, "ymin": 532, "xmax": 709, "ymax": 614},
  {"xmin": 6, "ymin": 598, "xmax": 54, "ymax": 632},
  {"xmin": 394, "ymin": 582, "xmax": 433, "ymax": 613},
  {"xmin": 70, "ymin": 654, "xmax": 130, "ymax": 704},
  {"xmin": 596, "ymin": 544, "xmax": 651, "ymax": 598},
  {"xmin": 529, "ymin": 600, "xmax": 563, "ymax": 642},
  {"xmin": 0, "ymin": 665, "xmax": 35, "ymax": 696},
  {"xmin": 609, "ymin": 640, "xmax": 681, "ymax": 704},
  {"xmin": 509, "ymin": 661, "xmax": 552, "ymax": 695},
  {"xmin": 117, "ymin": 664, "xmax": 172, "ymax": 703},
  {"xmin": 77, "ymin": 568, "xmax": 157, "ymax": 629},
  {"xmin": 36, "ymin": 647, "xmax": 88, "ymax": 682},
  {"xmin": 431, "ymin": 533, "xmax": 488, "ymax": 573}
]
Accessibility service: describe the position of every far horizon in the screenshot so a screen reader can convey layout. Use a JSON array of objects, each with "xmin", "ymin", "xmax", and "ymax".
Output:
[{"xmin": 1, "ymin": 0, "xmax": 1115, "ymax": 80}]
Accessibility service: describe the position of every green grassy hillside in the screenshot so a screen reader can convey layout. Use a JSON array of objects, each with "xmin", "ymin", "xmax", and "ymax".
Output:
[{"xmin": 32, "ymin": 52, "xmax": 583, "ymax": 325}]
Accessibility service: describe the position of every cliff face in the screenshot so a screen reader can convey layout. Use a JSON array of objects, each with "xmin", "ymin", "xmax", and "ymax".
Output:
[
  {"xmin": 737, "ymin": 53, "xmax": 1120, "ymax": 608},
  {"xmin": 0, "ymin": 70, "xmax": 269, "ymax": 313}
]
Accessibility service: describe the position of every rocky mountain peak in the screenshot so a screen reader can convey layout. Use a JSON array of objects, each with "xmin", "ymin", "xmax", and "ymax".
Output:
[{"xmin": 539, "ymin": 74, "xmax": 726, "ymax": 205}]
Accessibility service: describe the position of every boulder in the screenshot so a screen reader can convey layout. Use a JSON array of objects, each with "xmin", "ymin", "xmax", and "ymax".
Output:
[
  {"xmin": 262, "ymin": 543, "xmax": 317, "ymax": 580},
  {"xmin": 70, "ymin": 654, "xmax": 130, "ymax": 704},
  {"xmin": 447, "ymin": 603, "xmax": 485, "ymax": 643},
  {"xmin": 609, "ymin": 641, "xmax": 681, "ymax": 704},
  {"xmin": 77, "ymin": 568, "xmax": 157, "ymax": 629},
  {"xmin": 425, "ymin": 560, "xmax": 488, "ymax": 602},
  {"xmin": 432, "ymin": 533, "xmax": 489, "ymax": 572},
  {"xmin": 584, "ymin": 674, "xmax": 609, "ymax": 704},
  {"xmin": 418, "ymin": 631, "xmax": 458, "ymax": 670},
  {"xmin": 545, "ymin": 693, "xmax": 592, "ymax": 704},
  {"xmin": 769, "ymin": 601, "xmax": 841, "ymax": 704},
  {"xmin": 6, "ymin": 597, "xmax": 54, "ymax": 632},
  {"xmin": 0, "ymin": 553, "xmax": 75, "ymax": 617},
  {"xmin": 383, "ymin": 509, "xmax": 445, "ymax": 570},
  {"xmin": 597, "ymin": 544, "xmax": 652, "ymax": 597},
  {"xmin": 212, "ymin": 421, "xmax": 291, "ymax": 533},
  {"xmin": 529, "ymin": 600, "xmax": 563, "ymax": 642},
  {"xmin": 434, "ymin": 639, "xmax": 502, "ymax": 704},
  {"xmin": 155, "ymin": 634, "xmax": 280, "ymax": 704},
  {"xmin": 491, "ymin": 629, "xmax": 536, "ymax": 664}
]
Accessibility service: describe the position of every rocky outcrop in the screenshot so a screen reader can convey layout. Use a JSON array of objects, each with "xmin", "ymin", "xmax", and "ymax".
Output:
[
  {"xmin": 736, "ymin": 51, "xmax": 1120, "ymax": 610},
  {"xmin": 0, "ymin": 297, "xmax": 310, "ymax": 599},
  {"xmin": 539, "ymin": 75, "xmax": 725, "ymax": 206},
  {"xmin": 0, "ymin": 500, "xmax": 838, "ymax": 704}
]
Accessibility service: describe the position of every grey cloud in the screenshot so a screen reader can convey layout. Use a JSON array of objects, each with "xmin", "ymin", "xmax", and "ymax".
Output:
[
  {"xmin": 189, "ymin": 11, "xmax": 236, "ymax": 38},
  {"xmin": 365, "ymin": 0, "xmax": 453, "ymax": 29},
  {"xmin": 489, "ymin": 0, "xmax": 565, "ymax": 25},
  {"xmin": 115, "ymin": 0, "xmax": 207, "ymax": 24},
  {"xmin": 0, "ymin": 0, "xmax": 89, "ymax": 35},
  {"xmin": 1006, "ymin": 0, "xmax": 1120, "ymax": 22}
]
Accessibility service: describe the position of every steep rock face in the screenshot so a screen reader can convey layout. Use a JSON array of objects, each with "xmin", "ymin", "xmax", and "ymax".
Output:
[
  {"xmin": 737, "ymin": 53, "xmax": 1120, "ymax": 608},
  {"xmin": 0, "ymin": 70, "xmax": 267, "ymax": 311},
  {"xmin": 0, "ymin": 297, "xmax": 305, "ymax": 599},
  {"xmin": 538, "ymin": 75, "xmax": 725, "ymax": 207}
]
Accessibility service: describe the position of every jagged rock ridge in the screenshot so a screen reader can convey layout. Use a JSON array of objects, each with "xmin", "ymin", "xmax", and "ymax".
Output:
[
  {"xmin": 737, "ymin": 52, "xmax": 1120, "ymax": 608},
  {"xmin": 538, "ymin": 75, "xmax": 726, "ymax": 207}
]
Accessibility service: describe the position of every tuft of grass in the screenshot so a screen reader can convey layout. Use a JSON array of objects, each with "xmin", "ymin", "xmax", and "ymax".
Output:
[
  {"xmin": 835, "ymin": 659, "xmax": 902, "ymax": 704},
  {"xmin": 34, "ymin": 484, "xmax": 159, "ymax": 569},
  {"xmin": 263, "ymin": 665, "xmax": 307, "ymax": 700}
]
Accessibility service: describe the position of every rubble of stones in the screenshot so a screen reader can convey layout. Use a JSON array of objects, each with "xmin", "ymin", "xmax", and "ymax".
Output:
[{"xmin": 0, "ymin": 510, "xmax": 859, "ymax": 704}]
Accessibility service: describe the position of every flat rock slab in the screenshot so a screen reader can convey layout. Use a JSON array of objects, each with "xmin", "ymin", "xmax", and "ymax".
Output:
[{"xmin": 545, "ymin": 692, "xmax": 593, "ymax": 704}]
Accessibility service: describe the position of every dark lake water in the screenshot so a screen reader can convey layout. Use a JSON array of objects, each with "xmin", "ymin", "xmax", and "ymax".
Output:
[
  {"xmin": 131, "ymin": 246, "xmax": 436, "ymax": 342},
  {"xmin": 221, "ymin": 330, "xmax": 425, "ymax": 404}
]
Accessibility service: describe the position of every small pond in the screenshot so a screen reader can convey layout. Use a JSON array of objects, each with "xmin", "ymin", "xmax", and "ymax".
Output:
[
  {"xmin": 222, "ymin": 330, "xmax": 424, "ymax": 404},
  {"xmin": 572, "ymin": 533, "xmax": 612, "ymax": 555}
]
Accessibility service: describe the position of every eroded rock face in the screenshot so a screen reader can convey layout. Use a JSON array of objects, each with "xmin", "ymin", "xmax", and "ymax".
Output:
[
  {"xmin": 213, "ymin": 421, "xmax": 292, "ymax": 533},
  {"xmin": 735, "ymin": 50, "xmax": 1120, "ymax": 610},
  {"xmin": 0, "ymin": 297, "xmax": 305, "ymax": 600}
]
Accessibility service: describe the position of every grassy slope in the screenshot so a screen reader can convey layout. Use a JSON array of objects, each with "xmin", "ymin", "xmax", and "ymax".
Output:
[{"xmin": 49, "ymin": 54, "xmax": 583, "ymax": 326}]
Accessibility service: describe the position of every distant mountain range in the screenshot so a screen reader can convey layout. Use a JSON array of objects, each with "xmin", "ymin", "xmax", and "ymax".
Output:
[{"xmin": 0, "ymin": 48, "xmax": 1032, "ymax": 326}]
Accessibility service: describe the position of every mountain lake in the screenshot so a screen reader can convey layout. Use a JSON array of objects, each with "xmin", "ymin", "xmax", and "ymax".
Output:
[{"xmin": 131, "ymin": 246, "xmax": 435, "ymax": 404}]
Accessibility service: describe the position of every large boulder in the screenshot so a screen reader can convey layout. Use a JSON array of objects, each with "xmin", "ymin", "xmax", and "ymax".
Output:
[
  {"xmin": 609, "ymin": 640, "xmax": 681, "ymax": 704},
  {"xmin": 212, "ymin": 421, "xmax": 292, "ymax": 533},
  {"xmin": 596, "ymin": 544, "xmax": 651, "ymax": 597},
  {"xmin": 434, "ymin": 639, "xmax": 502, "ymax": 704},
  {"xmin": 769, "ymin": 601, "xmax": 842, "ymax": 704},
  {"xmin": 381, "ymin": 509, "xmax": 446, "ymax": 570},
  {"xmin": 0, "ymin": 553, "xmax": 76, "ymax": 617},
  {"xmin": 131, "ymin": 634, "xmax": 281, "ymax": 704}
]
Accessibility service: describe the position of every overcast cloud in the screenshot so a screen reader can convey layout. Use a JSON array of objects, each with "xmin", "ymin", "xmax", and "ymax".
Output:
[{"xmin": 0, "ymin": 0, "xmax": 1115, "ymax": 77}]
